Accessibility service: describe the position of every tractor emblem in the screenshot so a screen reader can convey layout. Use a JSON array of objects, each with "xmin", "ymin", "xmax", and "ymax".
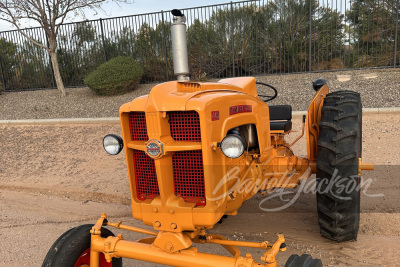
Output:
[{"xmin": 146, "ymin": 140, "xmax": 163, "ymax": 157}]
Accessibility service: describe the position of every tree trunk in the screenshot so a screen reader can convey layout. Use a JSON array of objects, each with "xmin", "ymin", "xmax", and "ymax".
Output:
[
  {"xmin": 49, "ymin": 51, "xmax": 66, "ymax": 97},
  {"xmin": 48, "ymin": 37, "xmax": 66, "ymax": 97}
]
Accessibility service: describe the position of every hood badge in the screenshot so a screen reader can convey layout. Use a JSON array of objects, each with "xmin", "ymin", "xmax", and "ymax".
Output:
[{"xmin": 146, "ymin": 140, "xmax": 164, "ymax": 158}]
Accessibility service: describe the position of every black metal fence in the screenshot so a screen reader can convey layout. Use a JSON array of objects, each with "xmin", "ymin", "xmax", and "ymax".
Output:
[{"xmin": 0, "ymin": 0, "xmax": 399, "ymax": 91}]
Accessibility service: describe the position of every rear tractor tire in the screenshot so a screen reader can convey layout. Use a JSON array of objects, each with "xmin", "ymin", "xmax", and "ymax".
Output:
[
  {"xmin": 316, "ymin": 90, "xmax": 362, "ymax": 242},
  {"xmin": 42, "ymin": 224, "xmax": 122, "ymax": 267},
  {"xmin": 285, "ymin": 254, "xmax": 323, "ymax": 267}
]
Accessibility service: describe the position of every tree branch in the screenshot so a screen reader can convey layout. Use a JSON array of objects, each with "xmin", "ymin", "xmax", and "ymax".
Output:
[
  {"xmin": 2, "ymin": 20, "xmax": 48, "ymax": 50},
  {"xmin": 55, "ymin": 0, "xmax": 105, "ymax": 20},
  {"xmin": 45, "ymin": 0, "xmax": 53, "ymax": 31}
]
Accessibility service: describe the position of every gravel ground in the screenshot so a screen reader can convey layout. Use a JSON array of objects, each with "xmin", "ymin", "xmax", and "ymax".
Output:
[
  {"xmin": 0, "ymin": 68, "xmax": 399, "ymax": 120},
  {"xmin": 257, "ymin": 68, "xmax": 400, "ymax": 110}
]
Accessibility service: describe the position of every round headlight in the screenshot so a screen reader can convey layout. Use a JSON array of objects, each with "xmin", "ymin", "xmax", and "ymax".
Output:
[
  {"xmin": 220, "ymin": 134, "xmax": 245, "ymax": 158},
  {"xmin": 103, "ymin": 134, "xmax": 123, "ymax": 155}
]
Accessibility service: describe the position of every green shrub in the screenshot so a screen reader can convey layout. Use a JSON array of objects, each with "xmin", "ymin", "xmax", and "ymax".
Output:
[{"xmin": 84, "ymin": 56, "xmax": 144, "ymax": 96}]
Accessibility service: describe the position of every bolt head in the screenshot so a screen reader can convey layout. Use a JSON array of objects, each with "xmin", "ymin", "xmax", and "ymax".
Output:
[
  {"xmin": 171, "ymin": 223, "xmax": 177, "ymax": 229},
  {"xmin": 165, "ymin": 243, "xmax": 174, "ymax": 251},
  {"xmin": 154, "ymin": 221, "xmax": 161, "ymax": 227}
]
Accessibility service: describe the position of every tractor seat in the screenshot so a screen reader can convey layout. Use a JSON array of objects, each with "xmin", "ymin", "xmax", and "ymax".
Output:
[{"xmin": 269, "ymin": 105, "xmax": 292, "ymax": 132}]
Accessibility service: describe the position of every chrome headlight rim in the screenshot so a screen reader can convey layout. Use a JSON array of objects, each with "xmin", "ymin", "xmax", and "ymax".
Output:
[
  {"xmin": 219, "ymin": 134, "xmax": 246, "ymax": 159},
  {"xmin": 103, "ymin": 134, "xmax": 124, "ymax": 155}
]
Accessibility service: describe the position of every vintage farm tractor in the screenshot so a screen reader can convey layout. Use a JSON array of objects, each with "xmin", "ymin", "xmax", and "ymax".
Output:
[{"xmin": 43, "ymin": 9, "xmax": 374, "ymax": 267}]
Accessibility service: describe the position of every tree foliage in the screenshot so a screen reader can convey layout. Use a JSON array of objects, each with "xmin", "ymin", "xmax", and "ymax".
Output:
[
  {"xmin": 0, "ymin": 0, "xmax": 398, "ymax": 91},
  {"xmin": 346, "ymin": 0, "xmax": 399, "ymax": 67}
]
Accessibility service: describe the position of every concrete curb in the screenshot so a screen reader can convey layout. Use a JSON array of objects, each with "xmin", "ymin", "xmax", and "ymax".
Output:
[
  {"xmin": 289, "ymin": 107, "xmax": 400, "ymax": 118},
  {"xmin": 0, "ymin": 117, "xmax": 120, "ymax": 126},
  {"xmin": 1, "ymin": 107, "xmax": 399, "ymax": 126}
]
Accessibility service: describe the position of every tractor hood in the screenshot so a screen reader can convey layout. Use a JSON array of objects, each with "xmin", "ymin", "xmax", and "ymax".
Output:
[{"xmin": 143, "ymin": 77, "xmax": 258, "ymax": 112}]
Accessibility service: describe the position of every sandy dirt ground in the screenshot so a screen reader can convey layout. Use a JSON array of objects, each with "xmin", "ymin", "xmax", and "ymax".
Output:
[{"xmin": 0, "ymin": 113, "xmax": 399, "ymax": 267}]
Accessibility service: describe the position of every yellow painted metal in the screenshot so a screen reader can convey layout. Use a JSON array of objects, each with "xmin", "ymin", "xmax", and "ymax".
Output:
[
  {"xmin": 152, "ymin": 231, "xmax": 193, "ymax": 253},
  {"xmin": 90, "ymin": 215, "xmax": 285, "ymax": 267},
  {"xmin": 197, "ymin": 234, "xmax": 241, "ymax": 257},
  {"xmin": 205, "ymin": 235, "xmax": 269, "ymax": 250},
  {"xmin": 305, "ymin": 85, "xmax": 329, "ymax": 170},
  {"xmin": 91, "ymin": 235, "xmax": 259, "ymax": 267},
  {"xmin": 89, "ymin": 248, "xmax": 99, "ymax": 267},
  {"xmin": 89, "ymin": 214, "xmax": 106, "ymax": 266},
  {"xmin": 90, "ymin": 213, "xmax": 107, "ymax": 235},
  {"xmin": 269, "ymin": 130, "xmax": 285, "ymax": 134},
  {"xmin": 359, "ymin": 158, "xmax": 375, "ymax": 175},
  {"xmin": 360, "ymin": 163, "xmax": 374, "ymax": 170},
  {"xmin": 106, "ymin": 221, "xmax": 158, "ymax": 236},
  {"xmin": 260, "ymin": 235, "xmax": 285, "ymax": 265}
]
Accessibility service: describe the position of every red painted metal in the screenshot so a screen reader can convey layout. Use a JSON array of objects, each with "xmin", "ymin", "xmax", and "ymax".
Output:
[
  {"xmin": 133, "ymin": 149, "xmax": 160, "ymax": 200},
  {"xmin": 129, "ymin": 112, "xmax": 148, "ymax": 141},
  {"xmin": 168, "ymin": 111, "xmax": 201, "ymax": 142},
  {"xmin": 229, "ymin": 105, "xmax": 252, "ymax": 115},
  {"xmin": 211, "ymin": 111, "xmax": 219, "ymax": 121},
  {"xmin": 173, "ymin": 150, "xmax": 206, "ymax": 206},
  {"xmin": 74, "ymin": 248, "xmax": 112, "ymax": 267}
]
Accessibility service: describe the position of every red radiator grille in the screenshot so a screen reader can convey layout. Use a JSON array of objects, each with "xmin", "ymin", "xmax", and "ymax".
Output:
[
  {"xmin": 168, "ymin": 111, "xmax": 201, "ymax": 142},
  {"xmin": 129, "ymin": 112, "xmax": 148, "ymax": 141},
  {"xmin": 133, "ymin": 149, "xmax": 159, "ymax": 200},
  {"xmin": 173, "ymin": 150, "xmax": 206, "ymax": 206}
]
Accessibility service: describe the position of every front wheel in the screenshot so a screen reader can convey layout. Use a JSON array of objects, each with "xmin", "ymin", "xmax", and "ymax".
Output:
[
  {"xmin": 284, "ymin": 254, "xmax": 323, "ymax": 267},
  {"xmin": 42, "ymin": 224, "xmax": 122, "ymax": 267}
]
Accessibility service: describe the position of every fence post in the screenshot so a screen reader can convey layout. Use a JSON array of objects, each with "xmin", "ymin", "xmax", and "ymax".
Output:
[
  {"xmin": 0, "ymin": 55, "xmax": 6, "ymax": 91},
  {"xmin": 309, "ymin": 0, "xmax": 312, "ymax": 72},
  {"xmin": 230, "ymin": 1, "xmax": 235, "ymax": 77},
  {"xmin": 394, "ymin": 0, "xmax": 399, "ymax": 66},
  {"xmin": 0, "ymin": 32, "xmax": 5, "ymax": 90},
  {"xmin": 161, "ymin": 11, "xmax": 169, "ymax": 80},
  {"xmin": 99, "ymin": 18, "xmax": 107, "ymax": 62},
  {"xmin": 45, "ymin": 32, "xmax": 56, "ymax": 88}
]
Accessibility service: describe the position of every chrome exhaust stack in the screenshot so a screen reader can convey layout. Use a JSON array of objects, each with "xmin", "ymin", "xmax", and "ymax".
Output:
[{"xmin": 171, "ymin": 9, "xmax": 190, "ymax": 82}]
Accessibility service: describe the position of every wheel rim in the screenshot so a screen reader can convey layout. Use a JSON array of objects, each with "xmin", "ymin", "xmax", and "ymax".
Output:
[{"xmin": 74, "ymin": 248, "xmax": 113, "ymax": 267}]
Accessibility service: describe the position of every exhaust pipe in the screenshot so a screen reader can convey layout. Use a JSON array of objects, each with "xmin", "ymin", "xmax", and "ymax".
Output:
[{"xmin": 171, "ymin": 9, "xmax": 190, "ymax": 82}]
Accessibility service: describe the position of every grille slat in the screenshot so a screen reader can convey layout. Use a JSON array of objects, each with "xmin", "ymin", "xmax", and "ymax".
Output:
[
  {"xmin": 129, "ymin": 112, "xmax": 148, "ymax": 141},
  {"xmin": 173, "ymin": 150, "xmax": 206, "ymax": 206},
  {"xmin": 168, "ymin": 111, "xmax": 201, "ymax": 142},
  {"xmin": 133, "ymin": 149, "xmax": 160, "ymax": 200}
]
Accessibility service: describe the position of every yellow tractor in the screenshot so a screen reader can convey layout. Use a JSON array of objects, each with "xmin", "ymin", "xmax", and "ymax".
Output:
[{"xmin": 42, "ymin": 9, "xmax": 374, "ymax": 267}]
